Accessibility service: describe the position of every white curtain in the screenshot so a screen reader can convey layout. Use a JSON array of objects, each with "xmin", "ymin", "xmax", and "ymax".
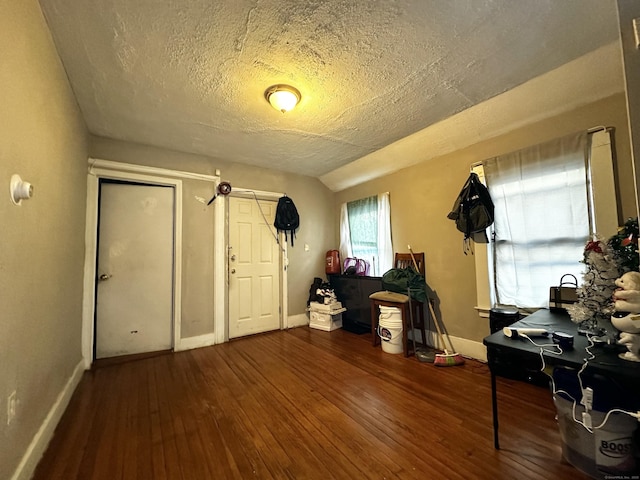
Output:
[
  {"xmin": 339, "ymin": 203, "xmax": 352, "ymax": 271},
  {"xmin": 339, "ymin": 193, "xmax": 393, "ymax": 277},
  {"xmin": 484, "ymin": 131, "xmax": 589, "ymax": 308},
  {"xmin": 377, "ymin": 192, "xmax": 393, "ymax": 275}
]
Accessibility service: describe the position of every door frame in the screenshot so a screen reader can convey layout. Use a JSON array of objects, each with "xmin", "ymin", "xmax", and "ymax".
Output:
[
  {"xmin": 225, "ymin": 188, "xmax": 288, "ymax": 340},
  {"xmin": 81, "ymin": 159, "xmax": 193, "ymax": 367}
]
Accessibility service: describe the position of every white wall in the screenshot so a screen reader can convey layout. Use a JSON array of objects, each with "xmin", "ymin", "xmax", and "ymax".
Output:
[
  {"xmin": 617, "ymin": 0, "xmax": 640, "ymax": 220},
  {"xmin": 0, "ymin": 1, "xmax": 89, "ymax": 478}
]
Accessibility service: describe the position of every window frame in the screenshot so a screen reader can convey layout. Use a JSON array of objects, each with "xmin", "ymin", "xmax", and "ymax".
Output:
[
  {"xmin": 474, "ymin": 128, "xmax": 619, "ymax": 316},
  {"xmin": 340, "ymin": 192, "xmax": 393, "ymax": 277}
]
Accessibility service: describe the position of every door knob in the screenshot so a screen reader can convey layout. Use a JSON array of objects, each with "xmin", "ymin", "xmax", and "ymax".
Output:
[
  {"xmin": 231, "ymin": 268, "xmax": 236, "ymax": 274},
  {"xmin": 99, "ymin": 274, "xmax": 111, "ymax": 281},
  {"xmin": 230, "ymin": 254, "xmax": 236, "ymax": 261}
]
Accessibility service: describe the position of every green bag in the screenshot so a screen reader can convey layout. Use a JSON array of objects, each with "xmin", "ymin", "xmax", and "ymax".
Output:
[{"xmin": 381, "ymin": 267, "xmax": 427, "ymax": 303}]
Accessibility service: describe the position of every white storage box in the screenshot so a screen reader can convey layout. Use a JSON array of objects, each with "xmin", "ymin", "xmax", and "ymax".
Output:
[
  {"xmin": 309, "ymin": 302, "xmax": 346, "ymax": 331},
  {"xmin": 309, "ymin": 310, "xmax": 344, "ymax": 331},
  {"xmin": 309, "ymin": 301, "xmax": 344, "ymax": 314}
]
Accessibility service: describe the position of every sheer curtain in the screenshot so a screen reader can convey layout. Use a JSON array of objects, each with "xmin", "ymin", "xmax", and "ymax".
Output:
[
  {"xmin": 376, "ymin": 192, "xmax": 393, "ymax": 275},
  {"xmin": 484, "ymin": 131, "xmax": 589, "ymax": 308},
  {"xmin": 339, "ymin": 193, "xmax": 393, "ymax": 276},
  {"xmin": 339, "ymin": 203, "xmax": 352, "ymax": 267}
]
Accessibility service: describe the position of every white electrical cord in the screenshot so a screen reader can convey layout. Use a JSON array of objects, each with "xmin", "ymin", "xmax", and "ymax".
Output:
[
  {"xmin": 520, "ymin": 333, "xmax": 563, "ymax": 356},
  {"xmin": 524, "ymin": 332, "xmax": 640, "ymax": 433}
]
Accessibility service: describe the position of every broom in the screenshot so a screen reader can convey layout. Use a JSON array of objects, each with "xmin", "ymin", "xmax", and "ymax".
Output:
[
  {"xmin": 407, "ymin": 288, "xmax": 435, "ymax": 363},
  {"xmin": 405, "ymin": 246, "xmax": 435, "ymax": 362},
  {"xmin": 428, "ymin": 299, "xmax": 465, "ymax": 366},
  {"xmin": 407, "ymin": 248, "xmax": 464, "ymax": 367}
]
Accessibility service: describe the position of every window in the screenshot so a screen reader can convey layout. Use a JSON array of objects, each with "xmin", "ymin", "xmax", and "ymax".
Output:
[
  {"xmin": 339, "ymin": 193, "xmax": 392, "ymax": 276},
  {"xmin": 478, "ymin": 129, "xmax": 618, "ymax": 310}
]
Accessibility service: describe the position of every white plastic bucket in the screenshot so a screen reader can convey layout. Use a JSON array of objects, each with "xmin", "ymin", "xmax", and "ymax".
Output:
[
  {"xmin": 554, "ymin": 395, "xmax": 599, "ymax": 478},
  {"xmin": 553, "ymin": 395, "xmax": 639, "ymax": 478},
  {"xmin": 378, "ymin": 306, "xmax": 403, "ymax": 354},
  {"xmin": 592, "ymin": 409, "xmax": 638, "ymax": 476}
]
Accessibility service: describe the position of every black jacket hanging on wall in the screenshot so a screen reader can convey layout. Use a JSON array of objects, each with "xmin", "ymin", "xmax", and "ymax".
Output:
[
  {"xmin": 274, "ymin": 195, "xmax": 300, "ymax": 246},
  {"xmin": 447, "ymin": 172, "xmax": 494, "ymax": 251}
]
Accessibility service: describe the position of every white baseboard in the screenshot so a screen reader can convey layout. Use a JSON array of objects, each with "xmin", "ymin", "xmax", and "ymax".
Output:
[
  {"xmin": 174, "ymin": 333, "xmax": 217, "ymax": 352},
  {"xmin": 419, "ymin": 329, "xmax": 487, "ymax": 362},
  {"xmin": 287, "ymin": 313, "xmax": 309, "ymax": 328},
  {"xmin": 11, "ymin": 360, "xmax": 85, "ymax": 480},
  {"xmin": 449, "ymin": 336, "xmax": 487, "ymax": 362}
]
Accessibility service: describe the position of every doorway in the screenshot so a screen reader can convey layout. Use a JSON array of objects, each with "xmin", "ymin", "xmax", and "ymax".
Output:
[
  {"xmin": 94, "ymin": 180, "xmax": 174, "ymax": 359},
  {"xmin": 82, "ymin": 161, "xmax": 186, "ymax": 366},
  {"xmin": 228, "ymin": 196, "xmax": 282, "ymax": 338}
]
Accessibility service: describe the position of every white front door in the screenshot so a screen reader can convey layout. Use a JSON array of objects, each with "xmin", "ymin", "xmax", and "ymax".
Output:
[
  {"xmin": 228, "ymin": 197, "xmax": 281, "ymax": 339},
  {"xmin": 95, "ymin": 181, "xmax": 174, "ymax": 359}
]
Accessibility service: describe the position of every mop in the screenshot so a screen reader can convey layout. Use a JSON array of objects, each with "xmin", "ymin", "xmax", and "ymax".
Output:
[{"xmin": 428, "ymin": 299, "xmax": 465, "ymax": 367}]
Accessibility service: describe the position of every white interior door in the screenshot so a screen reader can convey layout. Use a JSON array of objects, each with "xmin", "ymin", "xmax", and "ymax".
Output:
[
  {"xmin": 95, "ymin": 181, "xmax": 174, "ymax": 359},
  {"xmin": 228, "ymin": 197, "xmax": 281, "ymax": 339}
]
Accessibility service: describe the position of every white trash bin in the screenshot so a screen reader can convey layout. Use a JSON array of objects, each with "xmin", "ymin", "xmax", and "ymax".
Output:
[
  {"xmin": 554, "ymin": 394, "xmax": 639, "ymax": 479},
  {"xmin": 378, "ymin": 306, "xmax": 403, "ymax": 354},
  {"xmin": 592, "ymin": 409, "xmax": 638, "ymax": 476}
]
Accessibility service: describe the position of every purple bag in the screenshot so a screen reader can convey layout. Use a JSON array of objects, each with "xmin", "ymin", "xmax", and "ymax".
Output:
[{"xmin": 343, "ymin": 257, "xmax": 370, "ymax": 276}]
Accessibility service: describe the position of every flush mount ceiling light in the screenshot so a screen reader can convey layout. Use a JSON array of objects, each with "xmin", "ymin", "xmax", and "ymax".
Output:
[{"xmin": 264, "ymin": 84, "xmax": 301, "ymax": 113}]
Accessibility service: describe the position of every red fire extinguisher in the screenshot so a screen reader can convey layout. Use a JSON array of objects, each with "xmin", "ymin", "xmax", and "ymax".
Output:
[{"xmin": 325, "ymin": 250, "xmax": 340, "ymax": 274}]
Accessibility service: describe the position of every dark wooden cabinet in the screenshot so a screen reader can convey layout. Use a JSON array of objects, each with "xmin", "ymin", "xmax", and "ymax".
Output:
[{"xmin": 328, "ymin": 275, "xmax": 383, "ymax": 333}]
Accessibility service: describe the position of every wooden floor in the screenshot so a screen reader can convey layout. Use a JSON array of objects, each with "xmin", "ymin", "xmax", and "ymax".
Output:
[{"xmin": 33, "ymin": 327, "xmax": 590, "ymax": 480}]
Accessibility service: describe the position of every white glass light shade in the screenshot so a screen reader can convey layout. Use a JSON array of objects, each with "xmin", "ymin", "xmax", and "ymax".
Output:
[{"xmin": 265, "ymin": 85, "xmax": 301, "ymax": 113}]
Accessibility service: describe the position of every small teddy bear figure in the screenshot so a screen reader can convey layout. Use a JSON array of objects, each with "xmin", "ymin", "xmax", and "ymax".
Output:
[
  {"xmin": 613, "ymin": 271, "xmax": 640, "ymax": 313},
  {"xmin": 611, "ymin": 271, "xmax": 640, "ymax": 361},
  {"xmin": 617, "ymin": 330, "xmax": 640, "ymax": 362}
]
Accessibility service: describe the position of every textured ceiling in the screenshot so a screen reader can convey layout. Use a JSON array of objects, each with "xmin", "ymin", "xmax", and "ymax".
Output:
[{"xmin": 39, "ymin": 0, "xmax": 620, "ymax": 183}]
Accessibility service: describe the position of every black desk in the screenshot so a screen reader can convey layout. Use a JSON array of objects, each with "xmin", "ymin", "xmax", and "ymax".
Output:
[{"xmin": 483, "ymin": 309, "xmax": 640, "ymax": 450}]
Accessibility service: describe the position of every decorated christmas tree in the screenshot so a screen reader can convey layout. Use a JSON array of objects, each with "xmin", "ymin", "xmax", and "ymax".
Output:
[
  {"xmin": 608, "ymin": 217, "xmax": 639, "ymax": 273},
  {"xmin": 567, "ymin": 218, "xmax": 639, "ymax": 326},
  {"xmin": 567, "ymin": 238, "xmax": 619, "ymax": 325}
]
